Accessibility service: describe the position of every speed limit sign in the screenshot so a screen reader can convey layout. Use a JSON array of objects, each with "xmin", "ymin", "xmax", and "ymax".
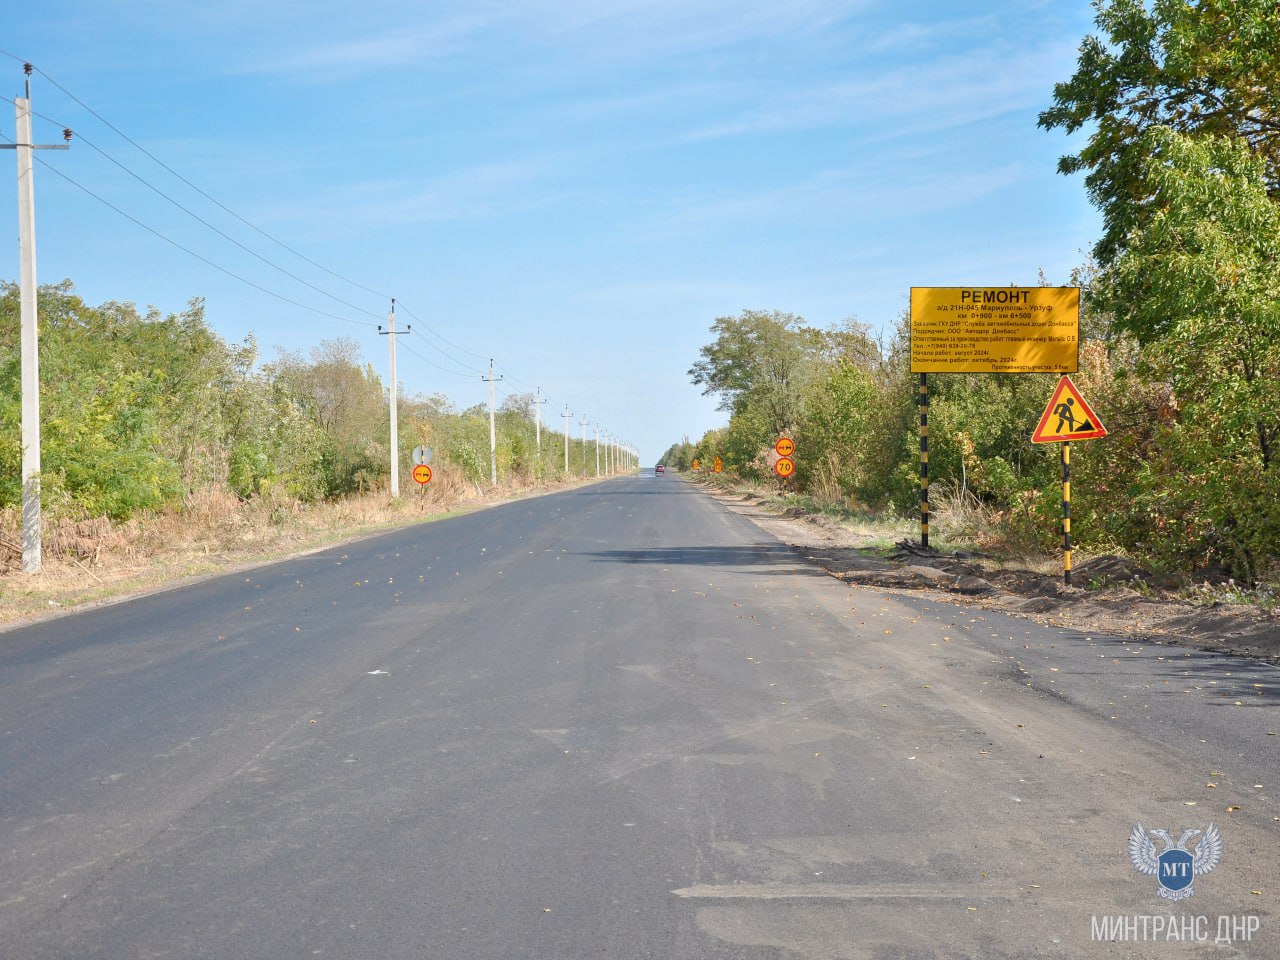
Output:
[{"xmin": 774, "ymin": 456, "xmax": 795, "ymax": 479}]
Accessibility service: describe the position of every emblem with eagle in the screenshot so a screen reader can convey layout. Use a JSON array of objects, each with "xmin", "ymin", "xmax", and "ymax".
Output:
[{"xmin": 1128, "ymin": 823, "xmax": 1222, "ymax": 901}]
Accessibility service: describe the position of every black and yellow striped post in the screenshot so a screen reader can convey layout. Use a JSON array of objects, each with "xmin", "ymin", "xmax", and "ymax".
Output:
[
  {"xmin": 1061, "ymin": 441, "xmax": 1071, "ymax": 586},
  {"xmin": 919, "ymin": 373, "xmax": 929, "ymax": 549}
]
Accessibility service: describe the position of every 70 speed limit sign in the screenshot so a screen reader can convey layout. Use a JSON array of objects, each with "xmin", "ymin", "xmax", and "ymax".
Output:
[{"xmin": 774, "ymin": 456, "xmax": 795, "ymax": 478}]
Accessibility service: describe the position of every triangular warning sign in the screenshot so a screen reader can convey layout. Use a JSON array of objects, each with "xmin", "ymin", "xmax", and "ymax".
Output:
[{"xmin": 1032, "ymin": 375, "xmax": 1107, "ymax": 443}]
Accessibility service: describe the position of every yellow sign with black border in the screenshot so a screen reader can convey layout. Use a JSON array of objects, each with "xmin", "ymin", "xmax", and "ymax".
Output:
[{"xmin": 911, "ymin": 287, "xmax": 1079, "ymax": 373}]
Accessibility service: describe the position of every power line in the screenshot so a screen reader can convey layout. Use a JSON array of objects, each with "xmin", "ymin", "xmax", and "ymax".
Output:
[
  {"xmin": 7, "ymin": 134, "xmax": 373, "ymax": 329},
  {"xmin": 394, "ymin": 301, "xmax": 491, "ymax": 364},
  {"xmin": 2, "ymin": 94, "xmax": 387, "ymax": 323},
  {"xmin": 0, "ymin": 66, "xmax": 500, "ymax": 373},
  {"xmin": 0, "ymin": 50, "xmax": 394, "ymax": 303},
  {"xmin": 397, "ymin": 338, "xmax": 483, "ymax": 379},
  {"xmin": 0, "ymin": 56, "xmax": 562, "ymax": 398}
]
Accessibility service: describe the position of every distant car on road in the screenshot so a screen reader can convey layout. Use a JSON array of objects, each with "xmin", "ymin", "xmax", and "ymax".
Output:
[{"xmin": 654, "ymin": 464, "xmax": 665, "ymax": 475}]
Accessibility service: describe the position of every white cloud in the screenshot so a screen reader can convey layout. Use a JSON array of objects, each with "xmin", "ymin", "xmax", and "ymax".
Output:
[{"xmin": 684, "ymin": 38, "xmax": 1079, "ymax": 142}]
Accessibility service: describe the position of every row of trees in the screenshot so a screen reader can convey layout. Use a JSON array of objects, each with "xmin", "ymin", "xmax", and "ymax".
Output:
[
  {"xmin": 665, "ymin": 1, "xmax": 1280, "ymax": 585},
  {"xmin": 0, "ymin": 281, "xmax": 622, "ymax": 524}
]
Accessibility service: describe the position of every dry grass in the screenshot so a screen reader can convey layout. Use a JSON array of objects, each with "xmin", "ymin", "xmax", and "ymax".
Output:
[{"xmin": 0, "ymin": 472, "xmax": 594, "ymax": 626}]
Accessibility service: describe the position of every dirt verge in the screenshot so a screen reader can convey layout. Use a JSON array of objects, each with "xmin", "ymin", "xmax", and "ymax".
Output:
[{"xmin": 705, "ymin": 485, "xmax": 1280, "ymax": 665}]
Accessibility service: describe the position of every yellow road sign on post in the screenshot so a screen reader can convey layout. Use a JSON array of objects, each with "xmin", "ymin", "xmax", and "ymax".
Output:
[
  {"xmin": 910, "ymin": 287, "xmax": 1079, "ymax": 373},
  {"xmin": 713, "ymin": 457, "xmax": 723, "ymax": 473}
]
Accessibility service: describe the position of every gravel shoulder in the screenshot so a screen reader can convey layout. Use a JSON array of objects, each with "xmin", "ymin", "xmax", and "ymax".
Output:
[{"xmin": 705, "ymin": 485, "xmax": 1280, "ymax": 665}]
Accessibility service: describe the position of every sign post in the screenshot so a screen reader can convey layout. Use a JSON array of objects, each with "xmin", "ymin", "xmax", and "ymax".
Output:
[
  {"xmin": 911, "ymin": 286, "xmax": 1080, "ymax": 549},
  {"xmin": 1032, "ymin": 375, "xmax": 1107, "ymax": 586},
  {"xmin": 774, "ymin": 436, "xmax": 796, "ymax": 492}
]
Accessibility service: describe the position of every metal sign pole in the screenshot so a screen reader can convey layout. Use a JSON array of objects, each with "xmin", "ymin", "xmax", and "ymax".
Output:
[
  {"xmin": 919, "ymin": 373, "xmax": 929, "ymax": 549},
  {"xmin": 1062, "ymin": 441, "xmax": 1072, "ymax": 587}
]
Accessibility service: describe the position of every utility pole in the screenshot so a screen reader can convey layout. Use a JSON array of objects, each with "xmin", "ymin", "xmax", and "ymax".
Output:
[
  {"xmin": 580, "ymin": 414, "xmax": 590, "ymax": 472},
  {"xmin": 594, "ymin": 422, "xmax": 601, "ymax": 477},
  {"xmin": 533, "ymin": 386, "xmax": 547, "ymax": 454},
  {"xmin": 3, "ymin": 66, "xmax": 70, "ymax": 573},
  {"xmin": 483, "ymin": 360, "xmax": 503, "ymax": 486},
  {"xmin": 561, "ymin": 404, "xmax": 573, "ymax": 474},
  {"xmin": 377, "ymin": 300, "xmax": 409, "ymax": 497}
]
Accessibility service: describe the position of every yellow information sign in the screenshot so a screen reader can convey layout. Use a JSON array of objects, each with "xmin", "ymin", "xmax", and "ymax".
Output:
[{"xmin": 910, "ymin": 287, "xmax": 1079, "ymax": 373}]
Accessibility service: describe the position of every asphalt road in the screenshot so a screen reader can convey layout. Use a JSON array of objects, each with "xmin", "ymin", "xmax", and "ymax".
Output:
[{"xmin": 2, "ymin": 475, "xmax": 1277, "ymax": 959}]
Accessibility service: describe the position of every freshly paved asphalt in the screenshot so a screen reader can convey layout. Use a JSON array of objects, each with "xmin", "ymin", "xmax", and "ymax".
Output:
[{"xmin": 2, "ymin": 474, "xmax": 1277, "ymax": 958}]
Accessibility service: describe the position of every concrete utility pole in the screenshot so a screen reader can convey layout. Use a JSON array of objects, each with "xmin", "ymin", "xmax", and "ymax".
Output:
[
  {"xmin": 580, "ymin": 414, "xmax": 589, "ymax": 471},
  {"xmin": 3, "ymin": 66, "xmax": 70, "ymax": 573},
  {"xmin": 484, "ymin": 360, "xmax": 503, "ymax": 485},
  {"xmin": 377, "ymin": 300, "xmax": 409, "ymax": 497},
  {"xmin": 561, "ymin": 404, "xmax": 573, "ymax": 474},
  {"xmin": 594, "ymin": 423, "xmax": 601, "ymax": 477},
  {"xmin": 533, "ymin": 386, "xmax": 547, "ymax": 454}
]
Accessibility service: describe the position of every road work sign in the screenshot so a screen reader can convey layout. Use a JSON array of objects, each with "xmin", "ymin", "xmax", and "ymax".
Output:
[
  {"xmin": 1032, "ymin": 375, "xmax": 1107, "ymax": 443},
  {"xmin": 910, "ymin": 287, "xmax": 1079, "ymax": 373}
]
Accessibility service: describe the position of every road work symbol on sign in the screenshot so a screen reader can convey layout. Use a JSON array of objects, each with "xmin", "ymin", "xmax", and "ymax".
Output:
[
  {"xmin": 1032, "ymin": 375, "xmax": 1107, "ymax": 443},
  {"xmin": 412, "ymin": 464, "xmax": 433, "ymax": 485},
  {"xmin": 774, "ymin": 456, "xmax": 795, "ymax": 479}
]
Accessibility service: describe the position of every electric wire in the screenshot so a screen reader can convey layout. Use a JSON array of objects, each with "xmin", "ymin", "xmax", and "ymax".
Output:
[
  {"xmin": 3, "ymin": 70, "xmax": 495, "ymax": 370},
  {"xmin": 72, "ymin": 127, "xmax": 385, "ymax": 322},
  {"xmin": 1, "ymin": 55, "xmax": 566, "ymax": 408},
  {"xmin": 393, "ymin": 301, "xmax": 491, "ymax": 365},
  {"xmin": 396, "ymin": 338, "xmax": 482, "ymax": 380},
  {"xmin": 5, "ymin": 92, "xmax": 386, "ymax": 323},
  {"xmin": 13, "ymin": 140, "xmax": 373, "ymax": 328},
  {"xmin": 0, "ymin": 48, "xmax": 393, "ymax": 303},
  {"xmin": 10, "ymin": 60, "xmax": 495, "ymax": 371}
]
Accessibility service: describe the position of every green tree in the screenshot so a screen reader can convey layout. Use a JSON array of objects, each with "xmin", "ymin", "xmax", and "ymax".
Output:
[
  {"xmin": 689, "ymin": 310, "xmax": 827, "ymax": 437},
  {"xmin": 1107, "ymin": 128, "xmax": 1280, "ymax": 577},
  {"xmin": 1039, "ymin": 0, "xmax": 1280, "ymax": 263}
]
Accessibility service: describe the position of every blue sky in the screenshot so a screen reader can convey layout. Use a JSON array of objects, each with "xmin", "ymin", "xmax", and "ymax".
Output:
[{"xmin": 3, "ymin": 1, "xmax": 1100, "ymax": 462}]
